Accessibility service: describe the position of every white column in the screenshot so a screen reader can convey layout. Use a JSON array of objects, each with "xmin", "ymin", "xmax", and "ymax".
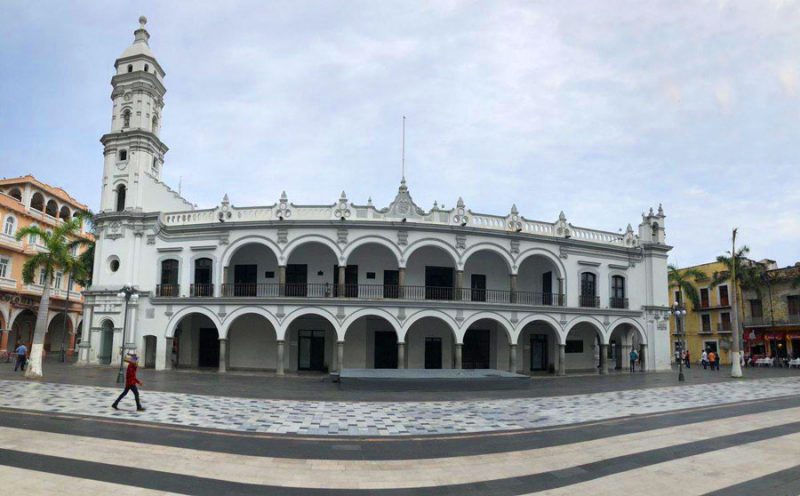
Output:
[
  {"xmin": 455, "ymin": 343, "xmax": 463, "ymax": 369},
  {"xmin": 164, "ymin": 337, "xmax": 173, "ymax": 370},
  {"xmin": 510, "ymin": 343, "xmax": 518, "ymax": 373},
  {"xmin": 218, "ymin": 338, "xmax": 227, "ymax": 373},
  {"xmin": 276, "ymin": 340, "xmax": 285, "ymax": 375},
  {"xmin": 599, "ymin": 344, "xmax": 608, "ymax": 375},
  {"xmin": 77, "ymin": 303, "xmax": 93, "ymax": 365},
  {"xmin": 337, "ymin": 341, "xmax": 344, "ymax": 372},
  {"xmin": 558, "ymin": 344, "xmax": 566, "ymax": 376},
  {"xmin": 640, "ymin": 343, "xmax": 647, "ymax": 372},
  {"xmin": 398, "ymin": 342, "xmax": 406, "ymax": 369}
]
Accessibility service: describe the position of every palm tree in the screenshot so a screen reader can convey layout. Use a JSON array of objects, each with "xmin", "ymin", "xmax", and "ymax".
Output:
[
  {"xmin": 668, "ymin": 264, "xmax": 708, "ymax": 310},
  {"xmin": 14, "ymin": 215, "xmax": 92, "ymax": 378},
  {"xmin": 710, "ymin": 246, "xmax": 764, "ymax": 324}
]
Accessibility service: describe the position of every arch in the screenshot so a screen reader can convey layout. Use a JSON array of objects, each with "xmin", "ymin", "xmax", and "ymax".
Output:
[
  {"xmin": 460, "ymin": 312, "xmax": 514, "ymax": 343},
  {"xmin": 515, "ymin": 314, "xmax": 564, "ymax": 344},
  {"xmin": 122, "ymin": 109, "xmax": 131, "ymax": 128},
  {"xmin": 8, "ymin": 188, "xmax": 21, "ymax": 201},
  {"xmin": 115, "ymin": 184, "xmax": 126, "ymax": 212},
  {"xmin": 564, "ymin": 315, "xmax": 607, "ymax": 345},
  {"xmin": 98, "ymin": 318, "xmax": 116, "ymax": 365},
  {"xmin": 283, "ymin": 234, "xmax": 342, "ymax": 264},
  {"xmin": 460, "ymin": 243, "xmax": 514, "ymax": 274},
  {"xmin": 279, "ymin": 307, "xmax": 340, "ymax": 341},
  {"xmin": 166, "ymin": 307, "xmax": 222, "ymax": 338},
  {"xmin": 342, "ymin": 235, "xmax": 402, "ymax": 266},
  {"xmin": 402, "ymin": 238, "xmax": 459, "ymax": 268},
  {"xmin": 10, "ymin": 308, "xmax": 36, "ymax": 330},
  {"xmin": 515, "ymin": 247, "xmax": 566, "ymax": 279},
  {"xmin": 58, "ymin": 205, "xmax": 71, "ymax": 221},
  {"xmin": 401, "ymin": 309, "xmax": 459, "ymax": 341},
  {"xmin": 608, "ymin": 317, "xmax": 647, "ymax": 345},
  {"xmin": 45, "ymin": 199, "xmax": 58, "ymax": 217},
  {"xmin": 341, "ymin": 308, "xmax": 401, "ymax": 341},
  {"xmin": 219, "ymin": 235, "xmax": 281, "ymax": 270},
  {"xmin": 2, "ymin": 214, "xmax": 16, "ymax": 236},
  {"xmin": 220, "ymin": 307, "xmax": 281, "ymax": 339},
  {"xmin": 30, "ymin": 192, "xmax": 44, "ymax": 211}
]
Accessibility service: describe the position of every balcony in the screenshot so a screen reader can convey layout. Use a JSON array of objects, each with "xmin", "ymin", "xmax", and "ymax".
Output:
[
  {"xmin": 745, "ymin": 315, "xmax": 800, "ymax": 327},
  {"xmin": 609, "ymin": 297, "xmax": 629, "ymax": 309},
  {"xmin": 161, "ymin": 283, "xmax": 567, "ymax": 307},
  {"xmin": 579, "ymin": 295, "xmax": 601, "ymax": 308},
  {"xmin": 717, "ymin": 322, "xmax": 732, "ymax": 333}
]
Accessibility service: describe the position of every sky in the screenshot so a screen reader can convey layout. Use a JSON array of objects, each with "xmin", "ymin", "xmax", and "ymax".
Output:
[{"xmin": 0, "ymin": 1, "xmax": 798, "ymax": 267}]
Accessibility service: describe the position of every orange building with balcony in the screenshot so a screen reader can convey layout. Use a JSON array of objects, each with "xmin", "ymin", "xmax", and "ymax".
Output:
[{"xmin": 0, "ymin": 175, "xmax": 93, "ymax": 358}]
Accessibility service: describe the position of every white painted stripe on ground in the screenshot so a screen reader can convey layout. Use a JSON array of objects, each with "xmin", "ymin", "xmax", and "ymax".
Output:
[
  {"xmin": 529, "ymin": 431, "xmax": 800, "ymax": 496},
  {"xmin": 1, "ymin": 406, "xmax": 800, "ymax": 490},
  {"xmin": 0, "ymin": 465, "xmax": 181, "ymax": 496}
]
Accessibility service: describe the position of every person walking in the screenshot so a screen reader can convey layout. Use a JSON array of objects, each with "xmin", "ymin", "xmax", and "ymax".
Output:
[
  {"xmin": 708, "ymin": 351, "xmax": 716, "ymax": 371},
  {"xmin": 112, "ymin": 354, "xmax": 145, "ymax": 411},
  {"xmin": 685, "ymin": 349, "xmax": 691, "ymax": 369},
  {"xmin": 701, "ymin": 349, "xmax": 708, "ymax": 370},
  {"xmin": 714, "ymin": 351, "xmax": 721, "ymax": 371},
  {"xmin": 13, "ymin": 342, "xmax": 27, "ymax": 372},
  {"xmin": 629, "ymin": 348, "xmax": 638, "ymax": 372}
]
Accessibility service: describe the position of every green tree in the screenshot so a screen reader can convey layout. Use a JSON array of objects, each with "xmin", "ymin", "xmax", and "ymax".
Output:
[
  {"xmin": 710, "ymin": 246, "xmax": 765, "ymax": 323},
  {"xmin": 668, "ymin": 264, "xmax": 708, "ymax": 310},
  {"xmin": 15, "ymin": 214, "xmax": 92, "ymax": 378}
]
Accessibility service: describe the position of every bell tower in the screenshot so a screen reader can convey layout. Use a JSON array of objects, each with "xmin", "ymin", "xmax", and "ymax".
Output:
[{"xmin": 100, "ymin": 16, "xmax": 168, "ymax": 213}]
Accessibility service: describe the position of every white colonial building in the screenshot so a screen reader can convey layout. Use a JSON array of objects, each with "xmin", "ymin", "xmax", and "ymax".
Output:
[{"xmin": 78, "ymin": 18, "xmax": 672, "ymax": 376}]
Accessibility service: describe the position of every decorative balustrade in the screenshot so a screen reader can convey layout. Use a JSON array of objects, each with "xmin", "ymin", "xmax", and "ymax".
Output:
[
  {"xmin": 162, "ymin": 283, "xmax": 567, "ymax": 307},
  {"xmin": 579, "ymin": 295, "xmax": 601, "ymax": 308}
]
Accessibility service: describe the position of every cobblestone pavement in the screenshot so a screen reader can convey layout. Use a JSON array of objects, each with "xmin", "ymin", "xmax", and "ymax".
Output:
[{"xmin": 1, "ymin": 376, "xmax": 799, "ymax": 436}]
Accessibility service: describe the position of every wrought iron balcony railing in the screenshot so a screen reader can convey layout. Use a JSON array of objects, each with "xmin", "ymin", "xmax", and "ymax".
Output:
[
  {"xmin": 580, "ymin": 295, "xmax": 601, "ymax": 308},
  {"xmin": 162, "ymin": 283, "xmax": 567, "ymax": 307},
  {"xmin": 609, "ymin": 297, "xmax": 629, "ymax": 309}
]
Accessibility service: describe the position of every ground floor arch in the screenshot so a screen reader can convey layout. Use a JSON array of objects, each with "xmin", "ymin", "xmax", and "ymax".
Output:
[
  {"xmin": 516, "ymin": 319, "xmax": 561, "ymax": 374},
  {"xmin": 98, "ymin": 319, "xmax": 115, "ymax": 365},
  {"xmin": 405, "ymin": 316, "xmax": 456, "ymax": 369},
  {"xmin": 227, "ymin": 313, "xmax": 278, "ymax": 371},
  {"xmin": 173, "ymin": 313, "xmax": 220, "ymax": 370},
  {"xmin": 564, "ymin": 321, "xmax": 605, "ymax": 374},
  {"xmin": 342, "ymin": 315, "xmax": 399, "ymax": 369},
  {"xmin": 462, "ymin": 318, "xmax": 511, "ymax": 370},
  {"xmin": 284, "ymin": 315, "xmax": 337, "ymax": 372},
  {"xmin": 143, "ymin": 335, "xmax": 157, "ymax": 368},
  {"xmin": 46, "ymin": 313, "xmax": 73, "ymax": 353},
  {"xmin": 8, "ymin": 309, "xmax": 36, "ymax": 353}
]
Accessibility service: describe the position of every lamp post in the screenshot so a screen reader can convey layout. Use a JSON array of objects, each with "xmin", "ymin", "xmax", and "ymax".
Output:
[
  {"xmin": 59, "ymin": 274, "xmax": 72, "ymax": 363},
  {"xmin": 669, "ymin": 301, "xmax": 688, "ymax": 382},
  {"xmin": 116, "ymin": 284, "xmax": 139, "ymax": 384}
]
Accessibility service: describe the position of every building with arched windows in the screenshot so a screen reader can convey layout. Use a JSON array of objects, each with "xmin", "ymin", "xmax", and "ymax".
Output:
[
  {"xmin": 79, "ymin": 17, "xmax": 672, "ymax": 374},
  {"xmin": 0, "ymin": 175, "xmax": 92, "ymax": 358}
]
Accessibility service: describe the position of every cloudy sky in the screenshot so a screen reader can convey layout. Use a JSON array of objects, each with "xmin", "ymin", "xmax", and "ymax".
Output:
[{"xmin": 1, "ymin": 1, "xmax": 798, "ymax": 267}]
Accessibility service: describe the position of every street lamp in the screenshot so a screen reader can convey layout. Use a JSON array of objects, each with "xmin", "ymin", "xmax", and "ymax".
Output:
[
  {"xmin": 669, "ymin": 301, "xmax": 688, "ymax": 382},
  {"xmin": 116, "ymin": 284, "xmax": 139, "ymax": 384}
]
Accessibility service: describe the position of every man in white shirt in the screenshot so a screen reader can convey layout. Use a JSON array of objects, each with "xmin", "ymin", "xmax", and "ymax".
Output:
[{"xmin": 701, "ymin": 349, "xmax": 708, "ymax": 370}]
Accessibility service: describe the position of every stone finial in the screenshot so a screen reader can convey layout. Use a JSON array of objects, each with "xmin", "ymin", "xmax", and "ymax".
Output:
[
  {"xmin": 340, "ymin": 191, "xmax": 347, "ymax": 200},
  {"xmin": 657, "ymin": 203, "xmax": 664, "ymax": 216},
  {"xmin": 626, "ymin": 223, "xmax": 634, "ymax": 233},
  {"xmin": 511, "ymin": 204, "xmax": 518, "ymax": 215},
  {"xmin": 222, "ymin": 193, "xmax": 229, "ymax": 204},
  {"xmin": 648, "ymin": 207, "xmax": 654, "ymax": 216},
  {"xmin": 139, "ymin": 15, "xmax": 147, "ymax": 28},
  {"xmin": 433, "ymin": 201, "xmax": 438, "ymax": 209},
  {"xmin": 367, "ymin": 197, "xmax": 373, "ymax": 206},
  {"xmin": 559, "ymin": 211, "xmax": 566, "ymax": 222},
  {"xmin": 280, "ymin": 191, "xmax": 287, "ymax": 201},
  {"xmin": 457, "ymin": 197, "xmax": 465, "ymax": 208}
]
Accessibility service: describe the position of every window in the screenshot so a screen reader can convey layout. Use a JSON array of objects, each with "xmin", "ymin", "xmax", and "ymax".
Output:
[
  {"xmin": 115, "ymin": 184, "xmax": 126, "ymax": 212},
  {"xmin": 68, "ymin": 279, "xmax": 74, "ymax": 291},
  {"xmin": 160, "ymin": 259, "xmax": 179, "ymax": 296},
  {"xmin": 152, "ymin": 115, "xmax": 158, "ymax": 131},
  {"xmin": 674, "ymin": 290, "xmax": 681, "ymax": 304},
  {"xmin": 70, "ymin": 244, "xmax": 78, "ymax": 256},
  {"xmin": 54, "ymin": 272, "xmax": 63, "ymax": 289},
  {"xmin": 565, "ymin": 340, "xmax": 584, "ymax": 353},
  {"xmin": 144, "ymin": 64, "xmax": 149, "ymax": 72},
  {"xmin": 28, "ymin": 224, "xmax": 38, "ymax": 245},
  {"xmin": 127, "ymin": 64, "xmax": 133, "ymax": 73},
  {"xmin": 109, "ymin": 259, "xmax": 120, "ymax": 272},
  {"xmin": 611, "ymin": 275, "xmax": 626, "ymax": 308},
  {"xmin": 720, "ymin": 312, "xmax": 731, "ymax": 331},
  {"xmin": 580, "ymin": 272, "xmax": 597, "ymax": 307},
  {"xmin": 700, "ymin": 288, "xmax": 710, "ymax": 308},
  {"xmin": 0, "ymin": 256, "xmax": 9, "ymax": 278},
  {"xmin": 9, "ymin": 188, "xmax": 21, "ymax": 201},
  {"xmin": 3, "ymin": 216, "xmax": 15, "ymax": 236},
  {"xmin": 151, "ymin": 158, "xmax": 159, "ymax": 174},
  {"xmin": 118, "ymin": 149, "xmax": 127, "ymax": 161},
  {"xmin": 30, "ymin": 193, "xmax": 44, "ymax": 211},
  {"xmin": 122, "ymin": 110, "xmax": 131, "ymax": 128},
  {"xmin": 750, "ymin": 299, "xmax": 763, "ymax": 319},
  {"xmin": 38, "ymin": 269, "xmax": 46, "ymax": 286},
  {"xmin": 788, "ymin": 295, "xmax": 800, "ymax": 317},
  {"xmin": 719, "ymin": 285, "xmax": 729, "ymax": 306},
  {"xmin": 701, "ymin": 314, "xmax": 711, "ymax": 332}
]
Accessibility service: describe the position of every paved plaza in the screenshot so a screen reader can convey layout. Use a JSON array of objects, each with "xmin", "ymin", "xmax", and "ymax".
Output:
[{"xmin": 1, "ymin": 365, "xmax": 800, "ymax": 494}]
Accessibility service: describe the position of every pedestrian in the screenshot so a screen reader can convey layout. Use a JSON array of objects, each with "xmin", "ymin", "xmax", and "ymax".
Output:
[
  {"xmin": 701, "ymin": 349, "xmax": 708, "ymax": 370},
  {"xmin": 629, "ymin": 348, "xmax": 638, "ymax": 372},
  {"xmin": 715, "ymin": 352, "xmax": 721, "ymax": 371},
  {"xmin": 13, "ymin": 342, "xmax": 27, "ymax": 372},
  {"xmin": 112, "ymin": 354, "xmax": 145, "ymax": 411},
  {"xmin": 708, "ymin": 351, "xmax": 716, "ymax": 371},
  {"xmin": 685, "ymin": 349, "xmax": 691, "ymax": 369}
]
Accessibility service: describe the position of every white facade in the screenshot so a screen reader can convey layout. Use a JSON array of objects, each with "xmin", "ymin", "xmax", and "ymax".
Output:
[{"xmin": 79, "ymin": 18, "xmax": 672, "ymax": 375}]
